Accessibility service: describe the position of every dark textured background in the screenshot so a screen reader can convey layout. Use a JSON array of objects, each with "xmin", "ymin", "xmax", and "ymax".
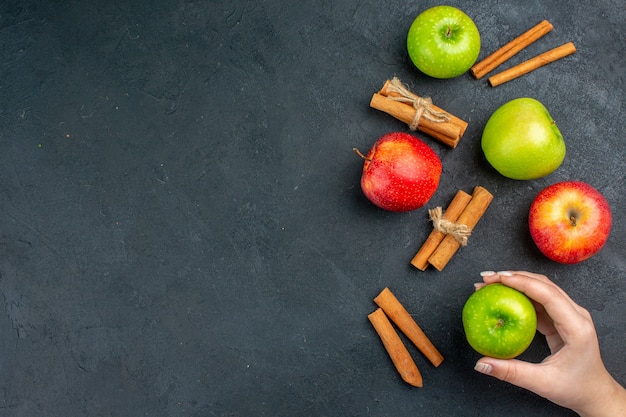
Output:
[{"xmin": 0, "ymin": 1, "xmax": 624, "ymax": 416}]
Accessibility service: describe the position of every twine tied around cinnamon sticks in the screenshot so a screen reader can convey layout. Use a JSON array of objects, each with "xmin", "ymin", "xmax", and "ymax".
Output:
[
  {"xmin": 384, "ymin": 77, "xmax": 450, "ymax": 130},
  {"xmin": 428, "ymin": 206, "xmax": 471, "ymax": 247},
  {"xmin": 411, "ymin": 186, "xmax": 494, "ymax": 271},
  {"xmin": 370, "ymin": 78, "xmax": 468, "ymax": 148}
]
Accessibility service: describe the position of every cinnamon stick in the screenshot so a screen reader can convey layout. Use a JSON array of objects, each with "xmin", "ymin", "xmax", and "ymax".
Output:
[
  {"xmin": 488, "ymin": 42, "xmax": 577, "ymax": 87},
  {"xmin": 374, "ymin": 288, "xmax": 444, "ymax": 367},
  {"xmin": 370, "ymin": 78, "xmax": 468, "ymax": 148},
  {"xmin": 428, "ymin": 186, "xmax": 494, "ymax": 271},
  {"xmin": 368, "ymin": 308, "xmax": 423, "ymax": 387},
  {"xmin": 470, "ymin": 20, "xmax": 553, "ymax": 79},
  {"xmin": 411, "ymin": 190, "xmax": 473, "ymax": 270}
]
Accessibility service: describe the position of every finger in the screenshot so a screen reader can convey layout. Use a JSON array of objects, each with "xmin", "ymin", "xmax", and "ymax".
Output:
[
  {"xmin": 474, "ymin": 358, "xmax": 554, "ymax": 398},
  {"xmin": 526, "ymin": 298, "xmax": 565, "ymax": 353},
  {"xmin": 508, "ymin": 270, "xmax": 552, "ymax": 282},
  {"xmin": 490, "ymin": 273, "xmax": 581, "ymax": 326},
  {"xmin": 505, "ymin": 271, "xmax": 587, "ymax": 314},
  {"xmin": 482, "ymin": 270, "xmax": 555, "ymax": 287},
  {"xmin": 534, "ymin": 304, "xmax": 557, "ymax": 337},
  {"xmin": 508, "ymin": 271, "xmax": 580, "ymax": 305},
  {"xmin": 480, "ymin": 271, "xmax": 574, "ymax": 316}
]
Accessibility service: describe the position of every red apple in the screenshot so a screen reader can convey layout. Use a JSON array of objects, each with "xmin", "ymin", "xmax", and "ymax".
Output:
[
  {"xmin": 529, "ymin": 181, "xmax": 612, "ymax": 264},
  {"xmin": 354, "ymin": 132, "xmax": 441, "ymax": 212}
]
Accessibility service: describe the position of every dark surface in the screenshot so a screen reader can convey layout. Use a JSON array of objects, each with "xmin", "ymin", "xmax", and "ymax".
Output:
[{"xmin": 0, "ymin": 1, "xmax": 624, "ymax": 416}]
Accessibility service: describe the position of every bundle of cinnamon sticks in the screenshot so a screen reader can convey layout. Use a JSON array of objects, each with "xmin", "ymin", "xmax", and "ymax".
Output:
[
  {"xmin": 411, "ymin": 186, "xmax": 494, "ymax": 271},
  {"xmin": 370, "ymin": 77, "xmax": 468, "ymax": 148}
]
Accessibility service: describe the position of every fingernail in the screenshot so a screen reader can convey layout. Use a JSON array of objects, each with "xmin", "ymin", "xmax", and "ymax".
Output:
[
  {"xmin": 474, "ymin": 282, "xmax": 486, "ymax": 291},
  {"xmin": 497, "ymin": 271, "xmax": 513, "ymax": 276},
  {"xmin": 474, "ymin": 362, "xmax": 493, "ymax": 375},
  {"xmin": 480, "ymin": 271, "xmax": 496, "ymax": 277}
]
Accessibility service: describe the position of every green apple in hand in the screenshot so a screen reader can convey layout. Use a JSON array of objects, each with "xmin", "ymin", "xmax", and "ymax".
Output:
[
  {"xmin": 407, "ymin": 5, "xmax": 481, "ymax": 79},
  {"xmin": 482, "ymin": 98, "xmax": 566, "ymax": 180},
  {"xmin": 462, "ymin": 284, "xmax": 537, "ymax": 359}
]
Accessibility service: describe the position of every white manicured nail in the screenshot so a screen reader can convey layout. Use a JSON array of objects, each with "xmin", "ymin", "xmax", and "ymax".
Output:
[
  {"xmin": 480, "ymin": 271, "xmax": 496, "ymax": 277},
  {"xmin": 474, "ymin": 362, "xmax": 493, "ymax": 375},
  {"xmin": 497, "ymin": 271, "xmax": 513, "ymax": 276}
]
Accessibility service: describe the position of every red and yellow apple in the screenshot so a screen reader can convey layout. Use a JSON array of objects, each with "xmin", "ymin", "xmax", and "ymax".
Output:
[
  {"xmin": 529, "ymin": 181, "xmax": 612, "ymax": 264},
  {"xmin": 354, "ymin": 132, "xmax": 441, "ymax": 212}
]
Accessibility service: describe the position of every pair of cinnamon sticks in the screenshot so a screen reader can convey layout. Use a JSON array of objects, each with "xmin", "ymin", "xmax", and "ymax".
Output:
[
  {"xmin": 471, "ymin": 20, "xmax": 576, "ymax": 87},
  {"xmin": 368, "ymin": 287, "xmax": 444, "ymax": 387},
  {"xmin": 411, "ymin": 186, "xmax": 493, "ymax": 271}
]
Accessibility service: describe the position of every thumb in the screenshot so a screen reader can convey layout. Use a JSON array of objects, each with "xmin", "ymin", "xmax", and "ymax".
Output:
[{"xmin": 474, "ymin": 358, "xmax": 549, "ymax": 393}]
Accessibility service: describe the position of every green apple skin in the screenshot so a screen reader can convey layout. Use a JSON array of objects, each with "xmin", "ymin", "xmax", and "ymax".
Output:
[
  {"xmin": 407, "ymin": 6, "xmax": 480, "ymax": 79},
  {"xmin": 462, "ymin": 284, "xmax": 537, "ymax": 359},
  {"xmin": 481, "ymin": 98, "xmax": 566, "ymax": 180}
]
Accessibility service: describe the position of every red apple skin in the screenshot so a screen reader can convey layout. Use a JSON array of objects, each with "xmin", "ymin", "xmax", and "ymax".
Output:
[
  {"xmin": 358, "ymin": 132, "xmax": 442, "ymax": 212},
  {"xmin": 529, "ymin": 181, "xmax": 612, "ymax": 264}
]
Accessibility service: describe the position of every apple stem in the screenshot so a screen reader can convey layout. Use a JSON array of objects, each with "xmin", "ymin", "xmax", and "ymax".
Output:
[
  {"xmin": 446, "ymin": 25, "xmax": 452, "ymax": 38},
  {"xmin": 570, "ymin": 215, "xmax": 577, "ymax": 227},
  {"xmin": 353, "ymin": 147, "xmax": 371, "ymax": 161},
  {"xmin": 496, "ymin": 318, "xmax": 504, "ymax": 328}
]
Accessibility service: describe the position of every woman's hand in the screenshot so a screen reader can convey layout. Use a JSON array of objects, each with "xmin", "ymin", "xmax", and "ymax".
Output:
[{"xmin": 474, "ymin": 271, "xmax": 626, "ymax": 417}]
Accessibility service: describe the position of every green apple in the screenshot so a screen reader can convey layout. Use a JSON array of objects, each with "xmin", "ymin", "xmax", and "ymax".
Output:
[
  {"xmin": 462, "ymin": 284, "xmax": 537, "ymax": 359},
  {"xmin": 481, "ymin": 98, "xmax": 566, "ymax": 180},
  {"xmin": 407, "ymin": 5, "xmax": 481, "ymax": 79}
]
